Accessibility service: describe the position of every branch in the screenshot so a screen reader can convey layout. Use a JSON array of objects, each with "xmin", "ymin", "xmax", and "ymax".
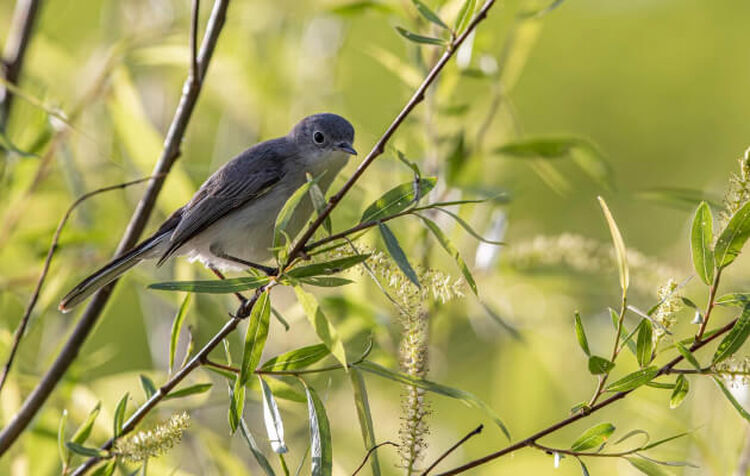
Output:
[
  {"xmin": 0, "ymin": 0, "xmax": 43, "ymax": 130},
  {"xmin": 67, "ymin": 2, "xmax": 502, "ymax": 472},
  {"xmin": 352, "ymin": 441, "xmax": 399, "ymax": 476},
  {"xmin": 422, "ymin": 425, "xmax": 484, "ymax": 475},
  {"xmin": 435, "ymin": 317, "xmax": 738, "ymax": 475},
  {"xmin": 0, "ymin": 175, "xmax": 161, "ymax": 393},
  {"xmin": 0, "ymin": 0, "xmax": 230, "ymax": 455}
]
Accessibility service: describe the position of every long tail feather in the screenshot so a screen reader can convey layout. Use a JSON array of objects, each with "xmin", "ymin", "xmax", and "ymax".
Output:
[{"xmin": 58, "ymin": 235, "xmax": 164, "ymax": 313}]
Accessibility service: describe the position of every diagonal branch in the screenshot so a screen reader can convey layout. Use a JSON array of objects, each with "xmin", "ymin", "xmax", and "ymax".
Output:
[
  {"xmin": 0, "ymin": 0, "xmax": 229, "ymax": 455},
  {"xmin": 434, "ymin": 317, "xmax": 738, "ymax": 475},
  {"xmin": 0, "ymin": 0, "xmax": 43, "ymax": 130}
]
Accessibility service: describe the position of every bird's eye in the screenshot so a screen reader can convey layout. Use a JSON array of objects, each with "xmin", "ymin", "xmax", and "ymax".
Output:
[{"xmin": 313, "ymin": 131, "xmax": 325, "ymax": 144}]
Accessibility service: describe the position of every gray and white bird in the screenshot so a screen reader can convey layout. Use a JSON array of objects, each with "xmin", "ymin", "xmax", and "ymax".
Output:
[{"xmin": 59, "ymin": 113, "xmax": 356, "ymax": 312}]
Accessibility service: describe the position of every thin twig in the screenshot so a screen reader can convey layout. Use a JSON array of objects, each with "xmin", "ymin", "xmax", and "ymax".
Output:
[
  {"xmin": 421, "ymin": 425, "xmax": 483, "ymax": 475},
  {"xmin": 588, "ymin": 295, "xmax": 627, "ymax": 407},
  {"xmin": 0, "ymin": 0, "xmax": 43, "ymax": 130},
  {"xmin": 696, "ymin": 270, "xmax": 722, "ymax": 342},
  {"xmin": 530, "ymin": 441, "xmax": 640, "ymax": 459},
  {"xmin": 0, "ymin": 0, "xmax": 230, "ymax": 456},
  {"xmin": 0, "ymin": 175, "xmax": 160, "ymax": 393},
  {"xmin": 435, "ymin": 317, "xmax": 738, "ymax": 475},
  {"xmin": 352, "ymin": 441, "xmax": 399, "ymax": 476}
]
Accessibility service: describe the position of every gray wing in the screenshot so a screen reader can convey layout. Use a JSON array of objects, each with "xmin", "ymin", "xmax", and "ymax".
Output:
[{"xmin": 157, "ymin": 141, "xmax": 288, "ymax": 265}]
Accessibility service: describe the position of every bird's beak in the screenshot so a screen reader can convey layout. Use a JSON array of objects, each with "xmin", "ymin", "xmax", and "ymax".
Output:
[{"xmin": 336, "ymin": 142, "xmax": 357, "ymax": 155}]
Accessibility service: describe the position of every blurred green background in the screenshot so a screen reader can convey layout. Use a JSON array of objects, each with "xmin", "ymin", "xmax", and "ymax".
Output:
[{"xmin": 1, "ymin": 0, "xmax": 749, "ymax": 474}]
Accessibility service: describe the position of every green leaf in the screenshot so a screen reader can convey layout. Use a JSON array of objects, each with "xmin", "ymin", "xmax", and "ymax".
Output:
[
  {"xmin": 274, "ymin": 179, "xmax": 316, "ymax": 251},
  {"xmin": 713, "ymin": 304, "xmax": 750, "ymax": 364},
  {"xmin": 149, "ymin": 276, "xmax": 269, "ymax": 293},
  {"xmin": 360, "ymin": 177, "xmax": 436, "ymax": 223},
  {"xmin": 636, "ymin": 319, "xmax": 653, "ymax": 367},
  {"xmin": 394, "ymin": 26, "xmax": 446, "ymax": 46},
  {"xmin": 577, "ymin": 458, "xmax": 590, "ymax": 476},
  {"xmin": 164, "ymin": 382, "xmax": 212, "ymax": 400},
  {"xmin": 90, "ymin": 460, "xmax": 116, "ymax": 476},
  {"xmin": 431, "ymin": 207, "xmax": 505, "ymax": 245},
  {"xmin": 260, "ymin": 376, "xmax": 289, "ymax": 454},
  {"xmin": 302, "ymin": 383, "xmax": 332, "ymax": 476},
  {"xmin": 113, "ymin": 393, "xmax": 129, "ymax": 438},
  {"xmin": 446, "ymin": 133, "xmax": 467, "ymax": 185},
  {"xmin": 71, "ymin": 402, "xmax": 100, "ymax": 445},
  {"xmin": 598, "ymin": 197, "xmax": 629, "ymax": 293},
  {"xmin": 411, "ymin": 0, "xmax": 448, "ymax": 29},
  {"xmin": 588, "ymin": 355, "xmax": 614, "ymax": 375},
  {"xmin": 640, "ymin": 431, "xmax": 690, "ymax": 451},
  {"xmin": 65, "ymin": 442, "xmax": 106, "ymax": 458},
  {"xmin": 355, "ymin": 361, "xmax": 510, "ymax": 439},
  {"xmin": 635, "ymin": 187, "xmax": 722, "ymax": 212},
  {"xmin": 611, "ymin": 309, "xmax": 637, "ymax": 355},
  {"xmin": 378, "ymin": 222, "xmax": 420, "ymax": 287},
  {"xmin": 614, "ymin": 429, "xmax": 650, "ymax": 446},
  {"xmin": 454, "ymin": 0, "xmax": 477, "ymax": 33},
  {"xmin": 261, "ymin": 344, "xmax": 330, "ymax": 371},
  {"xmin": 574, "ymin": 312, "xmax": 590, "ymax": 356},
  {"xmin": 349, "ymin": 369, "xmax": 381, "ymax": 476},
  {"xmin": 495, "ymin": 137, "xmax": 581, "ymax": 158},
  {"xmin": 690, "ymin": 202, "xmax": 715, "ymax": 285},
  {"xmin": 605, "ymin": 366, "xmax": 659, "ymax": 392},
  {"xmin": 716, "ymin": 293, "xmax": 750, "ymax": 307},
  {"xmin": 229, "ymin": 376, "xmax": 245, "ymax": 434},
  {"xmin": 714, "ymin": 201, "xmax": 750, "ymax": 268},
  {"xmin": 139, "ymin": 375, "xmax": 157, "ymax": 399},
  {"xmin": 714, "ymin": 376, "xmax": 750, "ymax": 422},
  {"xmin": 569, "ymin": 422, "xmax": 615, "ymax": 451},
  {"xmin": 675, "ymin": 343, "xmax": 701, "ymax": 370},
  {"xmin": 419, "ymin": 215, "xmax": 478, "ymax": 295},
  {"xmin": 670, "ymin": 375, "xmax": 689, "ymax": 409},
  {"xmin": 169, "ymin": 294, "xmax": 191, "ymax": 372},
  {"xmin": 239, "ymin": 418, "xmax": 276, "ymax": 476},
  {"xmin": 307, "ymin": 173, "xmax": 332, "ymax": 235},
  {"xmin": 293, "ymin": 286, "xmax": 348, "ymax": 368},
  {"xmin": 239, "ymin": 291, "xmax": 272, "ymax": 385},
  {"xmin": 626, "ymin": 456, "xmax": 670, "ymax": 476},
  {"xmin": 286, "ymin": 254, "xmax": 370, "ymax": 279},
  {"xmin": 296, "ymin": 276, "xmax": 354, "ymax": 287},
  {"xmin": 58, "ymin": 410, "xmax": 68, "ymax": 465}
]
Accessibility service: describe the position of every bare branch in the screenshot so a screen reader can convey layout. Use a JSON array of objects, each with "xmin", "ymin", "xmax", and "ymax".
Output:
[
  {"xmin": 0, "ymin": 0, "xmax": 231, "ymax": 455},
  {"xmin": 352, "ymin": 441, "xmax": 399, "ymax": 476},
  {"xmin": 422, "ymin": 425, "xmax": 483, "ymax": 475},
  {"xmin": 0, "ymin": 175, "xmax": 160, "ymax": 393}
]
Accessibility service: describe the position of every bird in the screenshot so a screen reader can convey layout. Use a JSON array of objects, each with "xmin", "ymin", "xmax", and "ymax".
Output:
[{"xmin": 59, "ymin": 113, "xmax": 356, "ymax": 312}]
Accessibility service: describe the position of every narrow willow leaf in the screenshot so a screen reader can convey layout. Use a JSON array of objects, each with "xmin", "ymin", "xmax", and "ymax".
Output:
[
  {"xmin": 355, "ymin": 361, "xmax": 510, "ymax": 439},
  {"xmin": 419, "ymin": 215, "xmax": 478, "ymax": 295},
  {"xmin": 690, "ymin": 202, "xmax": 715, "ymax": 284},
  {"xmin": 169, "ymin": 294, "xmax": 191, "ymax": 372},
  {"xmin": 239, "ymin": 291, "xmax": 272, "ymax": 385},
  {"xmin": 598, "ymin": 197, "xmax": 629, "ymax": 293},
  {"xmin": 670, "ymin": 375, "xmax": 689, "ymax": 409},
  {"xmin": 230, "ymin": 376, "xmax": 245, "ymax": 434},
  {"xmin": 588, "ymin": 355, "xmax": 614, "ymax": 375},
  {"xmin": 260, "ymin": 376, "xmax": 289, "ymax": 454},
  {"xmin": 66, "ymin": 442, "xmax": 106, "ymax": 458},
  {"xmin": 431, "ymin": 207, "xmax": 505, "ymax": 245},
  {"xmin": 71, "ymin": 402, "xmax": 101, "ymax": 445},
  {"xmin": 614, "ymin": 429, "xmax": 649, "ymax": 446},
  {"xmin": 239, "ymin": 418, "xmax": 276, "ymax": 476},
  {"xmin": 577, "ymin": 458, "xmax": 590, "ymax": 476},
  {"xmin": 307, "ymin": 173, "xmax": 331, "ymax": 234},
  {"xmin": 605, "ymin": 366, "xmax": 659, "ymax": 392},
  {"xmin": 287, "ymin": 254, "xmax": 370, "ymax": 279},
  {"xmin": 360, "ymin": 177, "xmax": 436, "ymax": 223},
  {"xmin": 58, "ymin": 410, "xmax": 68, "ymax": 465},
  {"xmin": 675, "ymin": 343, "xmax": 701, "ymax": 370},
  {"xmin": 164, "ymin": 382, "xmax": 212, "ymax": 400},
  {"xmin": 349, "ymin": 369, "xmax": 381, "ymax": 476},
  {"xmin": 715, "ymin": 201, "xmax": 750, "ymax": 268},
  {"xmin": 574, "ymin": 312, "xmax": 590, "ymax": 356},
  {"xmin": 394, "ymin": 26, "xmax": 446, "ymax": 46},
  {"xmin": 411, "ymin": 0, "xmax": 448, "ymax": 29},
  {"xmin": 261, "ymin": 344, "xmax": 330, "ymax": 371},
  {"xmin": 714, "ymin": 376, "xmax": 750, "ymax": 422},
  {"xmin": 713, "ymin": 304, "xmax": 750, "ymax": 364},
  {"xmin": 293, "ymin": 286, "xmax": 347, "ymax": 368},
  {"xmin": 90, "ymin": 460, "xmax": 116, "ymax": 476},
  {"xmin": 635, "ymin": 187, "xmax": 722, "ymax": 211},
  {"xmin": 640, "ymin": 431, "xmax": 690, "ymax": 451},
  {"xmin": 274, "ymin": 180, "xmax": 316, "ymax": 250},
  {"xmin": 296, "ymin": 276, "xmax": 354, "ymax": 287},
  {"xmin": 626, "ymin": 456, "xmax": 670, "ymax": 476},
  {"xmin": 303, "ymin": 383, "xmax": 332, "ymax": 476},
  {"xmin": 636, "ymin": 319, "xmax": 653, "ymax": 367},
  {"xmin": 646, "ymin": 381, "xmax": 675, "ymax": 390},
  {"xmin": 149, "ymin": 276, "xmax": 269, "ymax": 293},
  {"xmin": 454, "ymin": 0, "xmax": 477, "ymax": 33},
  {"xmin": 494, "ymin": 137, "xmax": 581, "ymax": 158},
  {"xmin": 113, "ymin": 393, "xmax": 129, "ymax": 438},
  {"xmin": 139, "ymin": 375, "xmax": 157, "ymax": 399},
  {"xmin": 378, "ymin": 222, "xmax": 420, "ymax": 287},
  {"xmin": 569, "ymin": 422, "xmax": 615, "ymax": 451},
  {"xmin": 716, "ymin": 293, "xmax": 750, "ymax": 307}
]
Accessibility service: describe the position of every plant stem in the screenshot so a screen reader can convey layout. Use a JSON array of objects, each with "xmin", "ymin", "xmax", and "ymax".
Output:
[{"xmin": 696, "ymin": 269, "xmax": 722, "ymax": 342}]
